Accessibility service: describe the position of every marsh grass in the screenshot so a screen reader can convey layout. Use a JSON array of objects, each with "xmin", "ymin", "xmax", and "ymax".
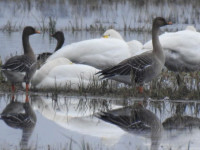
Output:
[
  {"xmin": 0, "ymin": 70, "xmax": 11, "ymax": 92},
  {"xmin": 0, "ymin": 141, "xmax": 192, "ymax": 150},
  {"xmin": 0, "ymin": 68, "xmax": 200, "ymax": 100},
  {"xmin": 81, "ymin": 140, "xmax": 94, "ymax": 150},
  {"xmin": 2, "ymin": 20, "xmax": 20, "ymax": 32},
  {"xmin": 0, "ymin": 0, "xmax": 200, "ymax": 32},
  {"xmin": 29, "ymin": 14, "xmax": 57, "ymax": 33},
  {"xmin": 21, "ymin": 71, "xmax": 200, "ymax": 100},
  {"xmin": 48, "ymin": 17, "xmax": 57, "ymax": 34}
]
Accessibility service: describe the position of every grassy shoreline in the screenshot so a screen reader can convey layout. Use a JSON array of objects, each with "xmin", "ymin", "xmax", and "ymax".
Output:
[{"xmin": 1, "ymin": 69, "xmax": 200, "ymax": 100}]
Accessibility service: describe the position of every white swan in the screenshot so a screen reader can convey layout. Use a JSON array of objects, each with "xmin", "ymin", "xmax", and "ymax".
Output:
[
  {"xmin": 30, "ymin": 57, "xmax": 100, "ymax": 90},
  {"xmin": 143, "ymin": 26, "xmax": 200, "ymax": 72},
  {"xmin": 185, "ymin": 25, "xmax": 196, "ymax": 31},
  {"xmin": 102, "ymin": 29, "xmax": 143, "ymax": 56},
  {"xmin": 47, "ymin": 35, "xmax": 133, "ymax": 70}
]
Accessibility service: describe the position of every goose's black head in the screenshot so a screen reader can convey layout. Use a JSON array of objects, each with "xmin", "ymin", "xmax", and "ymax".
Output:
[
  {"xmin": 51, "ymin": 31, "xmax": 65, "ymax": 41},
  {"xmin": 23, "ymin": 26, "xmax": 40, "ymax": 36},
  {"xmin": 153, "ymin": 17, "xmax": 172, "ymax": 27}
]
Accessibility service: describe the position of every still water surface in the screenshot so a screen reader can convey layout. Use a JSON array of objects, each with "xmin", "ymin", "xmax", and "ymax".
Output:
[
  {"xmin": 0, "ymin": 93, "xmax": 200, "ymax": 150},
  {"xmin": 0, "ymin": 0, "xmax": 199, "ymax": 31}
]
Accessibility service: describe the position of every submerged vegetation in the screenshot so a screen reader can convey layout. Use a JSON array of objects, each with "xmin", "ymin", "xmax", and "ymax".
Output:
[
  {"xmin": 0, "ymin": 0, "xmax": 200, "ymax": 32},
  {"xmin": 1, "ymin": 70, "xmax": 199, "ymax": 100},
  {"xmin": 1, "ymin": 88, "xmax": 199, "ymax": 149},
  {"xmin": 1, "ymin": 87, "xmax": 199, "ymax": 150}
]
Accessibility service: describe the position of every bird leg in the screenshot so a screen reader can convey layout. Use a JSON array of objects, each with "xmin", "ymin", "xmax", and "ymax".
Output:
[
  {"xmin": 25, "ymin": 94, "xmax": 29, "ymax": 102},
  {"xmin": 11, "ymin": 84, "xmax": 15, "ymax": 100},
  {"xmin": 138, "ymin": 86, "xmax": 144, "ymax": 93},
  {"xmin": 25, "ymin": 83, "xmax": 30, "ymax": 102},
  {"xmin": 11, "ymin": 84, "xmax": 15, "ymax": 93},
  {"xmin": 11, "ymin": 93, "xmax": 15, "ymax": 101},
  {"xmin": 26, "ymin": 83, "xmax": 29, "ymax": 93}
]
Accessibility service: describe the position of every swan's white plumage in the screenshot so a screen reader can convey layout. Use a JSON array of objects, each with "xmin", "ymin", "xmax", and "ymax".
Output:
[
  {"xmin": 31, "ymin": 57, "xmax": 72, "ymax": 85},
  {"xmin": 102, "ymin": 29, "xmax": 124, "ymax": 40},
  {"xmin": 143, "ymin": 28, "xmax": 200, "ymax": 71},
  {"xmin": 31, "ymin": 58, "xmax": 100, "ymax": 90},
  {"xmin": 103, "ymin": 29, "xmax": 143, "ymax": 56},
  {"xmin": 47, "ymin": 38, "xmax": 131, "ymax": 69},
  {"xmin": 127, "ymin": 40, "xmax": 143, "ymax": 55},
  {"xmin": 185, "ymin": 25, "xmax": 196, "ymax": 32}
]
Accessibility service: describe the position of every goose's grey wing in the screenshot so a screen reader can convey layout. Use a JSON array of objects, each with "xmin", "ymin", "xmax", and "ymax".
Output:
[
  {"xmin": 98, "ymin": 52, "xmax": 153, "ymax": 83},
  {"xmin": 2, "ymin": 55, "xmax": 36, "ymax": 73}
]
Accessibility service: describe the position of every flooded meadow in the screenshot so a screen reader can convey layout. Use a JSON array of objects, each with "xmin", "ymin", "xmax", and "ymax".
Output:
[
  {"xmin": 1, "ymin": 93, "xmax": 200, "ymax": 150},
  {"xmin": 1, "ymin": 0, "xmax": 200, "ymax": 150}
]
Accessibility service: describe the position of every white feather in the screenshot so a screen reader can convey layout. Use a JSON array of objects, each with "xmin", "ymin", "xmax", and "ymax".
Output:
[
  {"xmin": 103, "ymin": 29, "xmax": 143, "ymax": 56},
  {"xmin": 47, "ymin": 38, "xmax": 132, "ymax": 69},
  {"xmin": 143, "ymin": 27, "xmax": 200, "ymax": 71},
  {"xmin": 31, "ymin": 58, "xmax": 100, "ymax": 90}
]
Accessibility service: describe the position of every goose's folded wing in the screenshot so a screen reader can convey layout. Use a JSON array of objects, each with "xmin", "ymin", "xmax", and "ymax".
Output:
[
  {"xmin": 37, "ymin": 52, "xmax": 52, "ymax": 60},
  {"xmin": 96, "ymin": 109, "xmax": 151, "ymax": 131},
  {"xmin": 1, "ymin": 113, "xmax": 36, "ymax": 128},
  {"xmin": 98, "ymin": 52, "xmax": 153, "ymax": 80},
  {"xmin": 2, "ymin": 56, "xmax": 35, "ymax": 72},
  {"xmin": 96, "ymin": 112, "xmax": 134, "ymax": 128}
]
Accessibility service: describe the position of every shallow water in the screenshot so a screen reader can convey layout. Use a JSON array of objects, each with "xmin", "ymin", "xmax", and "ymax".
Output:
[
  {"xmin": 0, "ymin": 0, "xmax": 200, "ymax": 31},
  {"xmin": 0, "ymin": 30, "xmax": 150, "ymax": 63},
  {"xmin": 0, "ymin": 93, "xmax": 200, "ymax": 150}
]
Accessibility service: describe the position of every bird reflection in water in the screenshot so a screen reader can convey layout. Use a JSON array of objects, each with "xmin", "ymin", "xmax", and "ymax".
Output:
[
  {"xmin": 0, "ymin": 94, "xmax": 37, "ymax": 149},
  {"xmin": 96, "ymin": 103, "xmax": 162, "ymax": 150},
  {"xmin": 162, "ymin": 103, "xmax": 200, "ymax": 130}
]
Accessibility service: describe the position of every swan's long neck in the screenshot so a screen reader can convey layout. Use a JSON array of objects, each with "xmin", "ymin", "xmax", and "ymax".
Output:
[
  {"xmin": 152, "ymin": 24, "xmax": 165, "ymax": 62},
  {"xmin": 55, "ymin": 37, "xmax": 64, "ymax": 51},
  {"xmin": 23, "ymin": 33, "xmax": 34, "ymax": 58}
]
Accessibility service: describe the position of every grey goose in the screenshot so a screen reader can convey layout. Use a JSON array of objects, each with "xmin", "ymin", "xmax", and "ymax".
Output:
[
  {"xmin": 37, "ymin": 31, "xmax": 65, "ymax": 65},
  {"xmin": 97, "ymin": 17, "xmax": 172, "ymax": 92},
  {"xmin": 1, "ymin": 26, "xmax": 40, "ymax": 93}
]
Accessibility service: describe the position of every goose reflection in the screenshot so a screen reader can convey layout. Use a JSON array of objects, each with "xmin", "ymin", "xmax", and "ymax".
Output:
[
  {"xmin": 0, "ymin": 95, "xmax": 37, "ymax": 149},
  {"xmin": 162, "ymin": 103, "xmax": 200, "ymax": 130},
  {"xmin": 96, "ymin": 103, "xmax": 162, "ymax": 150}
]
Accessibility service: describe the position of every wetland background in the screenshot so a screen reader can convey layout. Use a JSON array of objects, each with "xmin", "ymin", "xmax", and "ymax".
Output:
[
  {"xmin": 1, "ymin": 0, "xmax": 200, "ymax": 150},
  {"xmin": 0, "ymin": 0, "xmax": 200, "ymax": 99}
]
